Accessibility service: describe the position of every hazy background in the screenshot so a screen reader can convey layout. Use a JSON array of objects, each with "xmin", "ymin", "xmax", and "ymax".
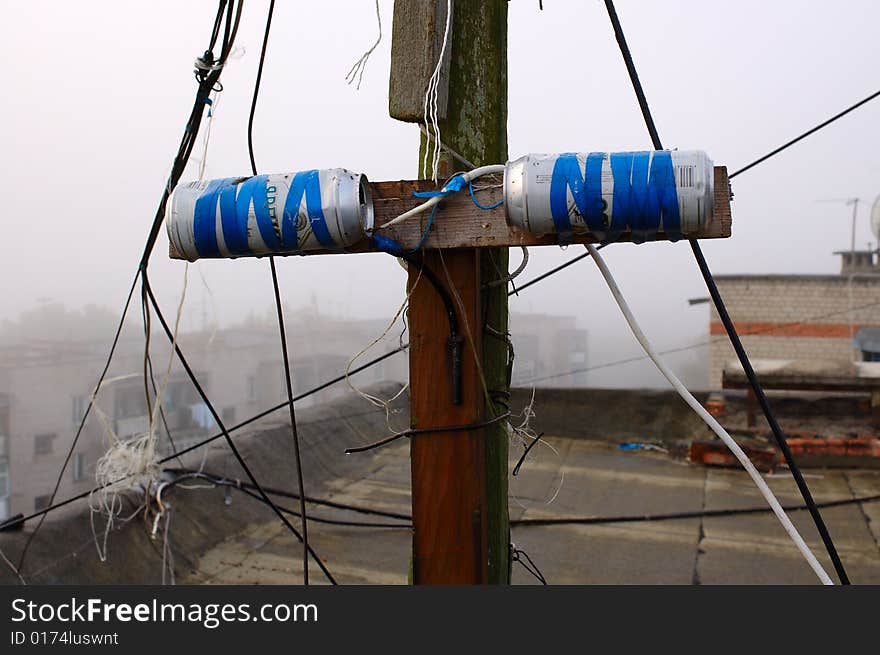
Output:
[{"xmin": 2, "ymin": 0, "xmax": 879, "ymax": 387}]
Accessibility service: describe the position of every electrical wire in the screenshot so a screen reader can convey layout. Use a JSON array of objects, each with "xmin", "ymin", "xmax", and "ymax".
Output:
[
  {"xmin": 730, "ymin": 88, "xmax": 880, "ymax": 179},
  {"xmin": 512, "ymin": 245, "xmax": 606, "ymax": 295},
  {"xmin": 166, "ymin": 468, "xmax": 412, "ymax": 521},
  {"xmin": 511, "ymin": 546, "xmax": 547, "ymax": 585},
  {"xmin": 602, "ymin": 0, "xmax": 850, "ymax": 585},
  {"xmin": 246, "ymin": 0, "xmax": 312, "ymax": 587},
  {"xmin": 18, "ymin": 0, "xmax": 245, "ymax": 574},
  {"xmin": 586, "ymin": 243, "xmax": 833, "ymax": 585},
  {"xmin": 162, "ymin": 472, "xmax": 410, "ymax": 529},
  {"xmin": 0, "ymin": 346, "xmax": 408, "ymax": 537},
  {"xmin": 15, "ymin": 271, "xmax": 140, "ymax": 570},
  {"xmin": 142, "ymin": 273, "xmax": 337, "ymax": 585},
  {"xmin": 511, "ymin": 493, "xmax": 880, "ymax": 527},
  {"xmin": 18, "ymin": 283, "xmax": 880, "ymax": 537},
  {"xmin": 522, "ymin": 295, "xmax": 880, "ymax": 386},
  {"xmin": 145, "ymin": 470, "xmax": 880, "ymax": 532},
  {"xmin": 344, "ymin": 412, "xmax": 511, "ymax": 454}
]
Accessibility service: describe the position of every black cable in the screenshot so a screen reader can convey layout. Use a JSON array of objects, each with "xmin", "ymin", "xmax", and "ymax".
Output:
[
  {"xmin": 602, "ymin": 0, "xmax": 850, "ymax": 585},
  {"xmin": 603, "ymin": 0, "xmax": 662, "ymax": 151},
  {"xmin": 511, "ymin": 494, "xmax": 880, "ymax": 527},
  {"xmin": 344, "ymin": 412, "xmax": 511, "ymax": 454},
  {"xmin": 159, "ymin": 345, "xmax": 408, "ymax": 462},
  {"xmin": 510, "ymin": 244, "xmax": 606, "ymax": 296},
  {"xmin": 207, "ymin": 0, "xmax": 228, "ymax": 54},
  {"xmin": 15, "ymin": 271, "xmax": 140, "ymax": 570},
  {"xmin": 142, "ymin": 273, "xmax": 337, "ymax": 585},
  {"xmin": 141, "ymin": 289, "xmax": 183, "ymax": 467},
  {"xmin": 234, "ymin": 486, "xmax": 409, "ymax": 529},
  {"xmin": 267, "ymin": 259, "xmax": 311, "ymax": 583},
  {"xmin": 0, "ymin": 346, "xmax": 407, "ymax": 536},
  {"xmin": 143, "ymin": 1, "xmax": 243, "ymax": 267},
  {"xmin": 23, "ymin": 273, "xmax": 880, "ymax": 535},
  {"xmin": 403, "ymin": 254, "xmax": 463, "ymax": 404},
  {"xmin": 512, "ymin": 432, "xmax": 545, "ymax": 477},
  {"xmin": 163, "ymin": 472, "xmax": 410, "ymax": 529},
  {"xmin": 511, "ymin": 546, "xmax": 547, "ymax": 584},
  {"xmin": 524, "ymin": 296, "xmax": 880, "ymax": 386},
  {"xmin": 247, "ymin": 0, "xmax": 274, "ymax": 177},
  {"xmin": 730, "ymin": 88, "xmax": 880, "ymax": 179},
  {"xmin": 166, "ymin": 467, "xmax": 412, "ymax": 521},
  {"xmin": 246, "ymin": 0, "xmax": 312, "ymax": 586},
  {"xmin": 22, "ymin": 1, "xmax": 246, "ymax": 576},
  {"xmin": 690, "ymin": 243, "xmax": 851, "ymax": 584}
]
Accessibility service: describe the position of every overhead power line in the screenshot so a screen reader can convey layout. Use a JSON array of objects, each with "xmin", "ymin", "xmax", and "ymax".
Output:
[
  {"xmin": 246, "ymin": 0, "xmax": 312, "ymax": 587},
  {"xmin": 522, "ymin": 295, "xmax": 880, "ymax": 386},
  {"xmin": 16, "ymin": 0, "xmax": 245, "ymax": 573},
  {"xmin": 730, "ymin": 88, "xmax": 880, "ymax": 179},
  {"xmin": 602, "ymin": 0, "xmax": 850, "ymax": 584}
]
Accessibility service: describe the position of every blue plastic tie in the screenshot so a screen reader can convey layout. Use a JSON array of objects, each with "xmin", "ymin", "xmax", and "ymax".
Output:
[
  {"xmin": 412, "ymin": 174, "xmax": 467, "ymax": 198},
  {"xmin": 468, "ymin": 181, "xmax": 504, "ymax": 210}
]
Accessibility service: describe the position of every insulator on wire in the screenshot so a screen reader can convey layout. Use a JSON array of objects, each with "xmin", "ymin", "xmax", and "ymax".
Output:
[
  {"xmin": 166, "ymin": 169, "xmax": 374, "ymax": 261},
  {"xmin": 503, "ymin": 150, "xmax": 714, "ymax": 244}
]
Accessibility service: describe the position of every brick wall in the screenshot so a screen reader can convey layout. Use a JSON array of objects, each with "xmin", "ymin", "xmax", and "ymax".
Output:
[{"xmin": 708, "ymin": 274, "xmax": 880, "ymax": 388}]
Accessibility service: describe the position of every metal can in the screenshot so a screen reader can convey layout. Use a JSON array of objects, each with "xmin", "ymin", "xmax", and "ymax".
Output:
[
  {"xmin": 503, "ymin": 150, "xmax": 713, "ymax": 244},
  {"xmin": 166, "ymin": 169, "xmax": 374, "ymax": 261}
]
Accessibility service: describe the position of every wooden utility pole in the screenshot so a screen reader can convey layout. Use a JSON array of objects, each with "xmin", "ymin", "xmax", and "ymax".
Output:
[
  {"xmin": 390, "ymin": 0, "xmax": 510, "ymax": 584},
  {"xmin": 169, "ymin": 0, "xmax": 734, "ymax": 586}
]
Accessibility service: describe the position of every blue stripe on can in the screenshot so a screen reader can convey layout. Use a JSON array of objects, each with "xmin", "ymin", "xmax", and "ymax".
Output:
[
  {"xmin": 608, "ymin": 151, "xmax": 681, "ymax": 243},
  {"xmin": 548, "ymin": 151, "xmax": 682, "ymax": 244},
  {"xmin": 583, "ymin": 152, "xmax": 607, "ymax": 235},
  {"xmin": 193, "ymin": 177, "xmax": 237, "ymax": 258},
  {"xmin": 251, "ymin": 175, "xmax": 282, "ymax": 251},
  {"xmin": 287, "ymin": 170, "xmax": 335, "ymax": 249},
  {"xmin": 548, "ymin": 153, "xmax": 578, "ymax": 243},
  {"xmin": 218, "ymin": 179, "xmax": 249, "ymax": 255}
]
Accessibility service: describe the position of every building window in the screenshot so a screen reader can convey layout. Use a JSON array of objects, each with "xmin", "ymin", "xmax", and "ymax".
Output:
[
  {"xmin": 0, "ymin": 457, "xmax": 8, "ymax": 497},
  {"xmin": 34, "ymin": 433, "xmax": 56, "ymax": 456},
  {"xmin": 222, "ymin": 406, "xmax": 236, "ymax": 424},
  {"xmin": 72, "ymin": 453, "xmax": 86, "ymax": 482},
  {"xmin": 72, "ymin": 395, "xmax": 88, "ymax": 426},
  {"xmin": 34, "ymin": 495, "xmax": 51, "ymax": 512}
]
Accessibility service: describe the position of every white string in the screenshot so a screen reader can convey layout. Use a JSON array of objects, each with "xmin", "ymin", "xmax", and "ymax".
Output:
[
  {"xmin": 197, "ymin": 91, "xmax": 221, "ymax": 181},
  {"xmin": 422, "ymin": 0, "xmax": 452, "ymax": 182},
  {"xmin": 161, "ymin": 507, "xmax": 175, "ymax": 585},
  {"xmin": 585, "ymin": 243, "xmax": 834, "ymax": 585},
  {"xmin": 87, "ymin": 266, "xmax": 189, "ymax": 563},
  {"xmin": 509, "ymin": 388, "xmax": 565, "ymax": 508},
  {"xmin": 344, "ymin": 265, "xmax": 423, "ymax": 432},
  {"xmin": 0, "ymin": 546, "xmax": 26, "ymax": 585},
  {"xmin": 345, "ymin": 0, "xmax": 382, "ymax": 90}
]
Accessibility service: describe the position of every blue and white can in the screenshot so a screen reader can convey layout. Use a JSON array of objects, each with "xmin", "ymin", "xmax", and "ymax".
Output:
[
  {"xmin": 166, "ymin": 169, "xmax": 374, "ymax": 261},
  {"xmin": 503, "ymin": 150, "xmax": 713, "ymax": 244}
]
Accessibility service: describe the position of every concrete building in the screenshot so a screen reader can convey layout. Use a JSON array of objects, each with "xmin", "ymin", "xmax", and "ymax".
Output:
[
  {"xmin": 708, "ymin": 252, "xmax": 880, "ymax": 391},
  {"xmin": 0, "ymin": 304, "xmax": 588, "ymax": 522},
  {"xmin": 510, "ymin": 312, "xmax": 588, "ymax": 387},
  {"xmin": 0, "ymin": 311, "xmax": 407, "ymax": 523}
]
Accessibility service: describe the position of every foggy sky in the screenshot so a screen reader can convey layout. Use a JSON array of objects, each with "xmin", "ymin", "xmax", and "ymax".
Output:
[{"xmin": 2, "ymin": 0, "xmax": 879, "ymax": 387}]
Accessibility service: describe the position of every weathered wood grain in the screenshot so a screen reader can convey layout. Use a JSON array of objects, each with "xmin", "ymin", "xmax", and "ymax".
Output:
[{"xmin": 388, "ymin": 0, "xmax": 453, "ymax": 123}]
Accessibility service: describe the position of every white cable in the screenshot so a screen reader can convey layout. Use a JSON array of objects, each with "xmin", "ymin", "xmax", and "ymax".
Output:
[
  {"xmin": 345, "ymin": 0, "xmax": 382, "ymax": 90},
  {"xmin": 422, "ymin": 0, "xmax": 452, "ymax": 182},
  {"xmin": 584, "ymin": 243, "xmax": 834, "ymax": 585},
  {"xmin": 197, "ymin": 91, "xmax": 221, "ymax": 181},
  {"xmin": 380, "ymin": 164, "xmax": 505, "ymax": 230}
]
